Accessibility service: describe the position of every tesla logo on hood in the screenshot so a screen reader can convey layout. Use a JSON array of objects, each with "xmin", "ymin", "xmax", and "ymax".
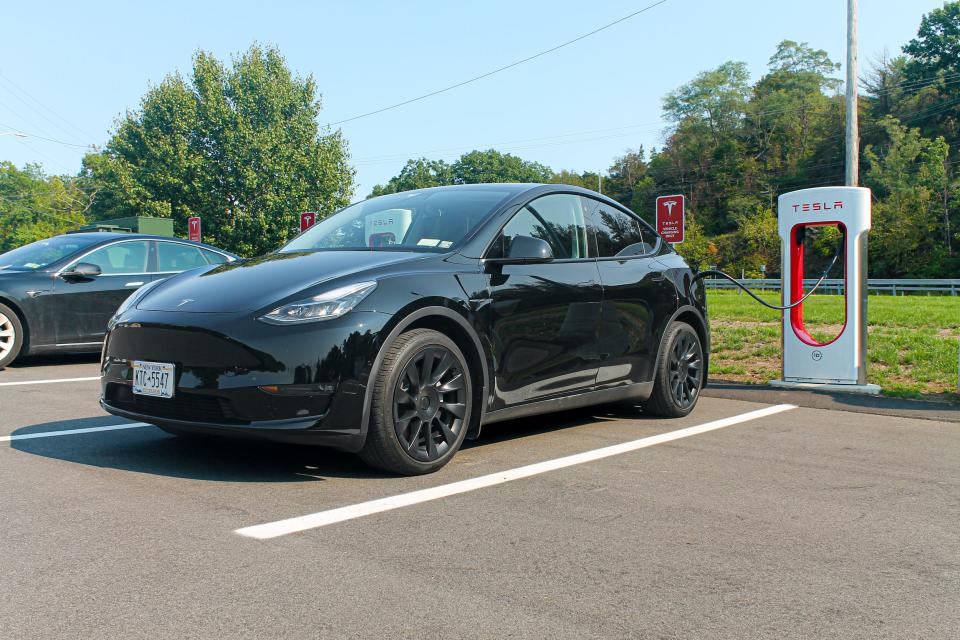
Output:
[{"xmin": 177, "ymin": 298, "xmax": 195, "ymax": 307}]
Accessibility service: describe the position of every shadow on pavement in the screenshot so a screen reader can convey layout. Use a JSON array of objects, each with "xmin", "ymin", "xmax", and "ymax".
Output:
[
  {"xmin": 704, "ymin": 381, "xmax": 960, "ymax": 423},
  {"xmin": 8, "ymin": 403, "xmax": 647, "ymax": 482},
  {"xmin": 6, "ymin": 352, "xmax": 101, "ymax": 369},
  {"xmin": 8, "ymin": 418, "xmax": 377, "ymax": 482}
]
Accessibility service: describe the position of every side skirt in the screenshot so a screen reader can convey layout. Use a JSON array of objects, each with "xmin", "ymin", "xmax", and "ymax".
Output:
[{"xmin": 483, "ymin": 381, "xmax": 654, "ymax": 425}]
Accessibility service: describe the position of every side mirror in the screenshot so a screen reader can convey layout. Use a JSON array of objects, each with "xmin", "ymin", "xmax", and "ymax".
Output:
[
  {"xmin": 486, "ymin": 235, "xmax": 554, "ymax": 266},
  {"xmin": 61, "ymin": 262, "xmax": 102, "ymax": 279}
]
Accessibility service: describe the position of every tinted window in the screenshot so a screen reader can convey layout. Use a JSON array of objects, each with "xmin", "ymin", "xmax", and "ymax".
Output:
[
  {"xmin": 157, "ymin": 242, "xmax": 208, "ymax": 272},
  {"xmin": 201, "ymin": 249, "xmax": 229, "ymax": 265},
  {"xmin": 77, "ymin": 241, "xmax": 149, "ymax": 275},
  {"xmin": 282, "ymin": 189, "xmax": 513, "ymax": 253},
  {"xmin": 587, "ymin": 199, "xmax": 651, "ymax": 258},
  {"xmin": 489, "ymin": 194, "xmax": 589, "ymax": 259}
]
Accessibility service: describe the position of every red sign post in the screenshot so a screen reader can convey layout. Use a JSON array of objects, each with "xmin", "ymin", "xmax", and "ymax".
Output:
[
  {"xmin": 656, "ymin": 195, "xmax": 685, "ymax": 244},
  {"xmin": 188, "ymin": 216, "xmax": 202, "ymax": 242},
  {"xmin": 300, "ymin": 211, "xmax": 317, "ymax": 233}
]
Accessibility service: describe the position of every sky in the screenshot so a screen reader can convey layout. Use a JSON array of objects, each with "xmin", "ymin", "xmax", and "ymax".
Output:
[{"xmin": 0, "ymin": 0, "xmax": 948, "ymax": 198}]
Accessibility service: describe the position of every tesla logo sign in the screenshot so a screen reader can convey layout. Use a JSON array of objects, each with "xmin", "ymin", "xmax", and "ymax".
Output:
[
  {"xmin": 656, "ymin": 195, "xmax": 685, "ymax": 243},
  {"xmin": 188, "ymin": 216, "xmax": 201, "ymax": 242},
  {"xmin": 300, "ymin": 212, "xmax": 317, "ymax": 233},
  {"xmin": 792, "ymin": 201, "xmax": 844, "ymax": 213}
]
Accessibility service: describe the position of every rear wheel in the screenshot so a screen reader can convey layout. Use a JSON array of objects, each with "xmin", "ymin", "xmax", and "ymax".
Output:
[
  {"xmin": 0, "ymin": 303, "xmax": 24, "ymax": 369},
  {"xmin": 643, "ymin": 321, "xmax": 704, "ymax": 418},
  {"xmin": 360, "ymin": 328, "xmax": 472, "ymax": 475}
]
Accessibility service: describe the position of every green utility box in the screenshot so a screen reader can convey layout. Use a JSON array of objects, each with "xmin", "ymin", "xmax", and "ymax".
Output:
[{"xmin": 75, "ymin": 216, "xmax": 174, "ymax": 237}]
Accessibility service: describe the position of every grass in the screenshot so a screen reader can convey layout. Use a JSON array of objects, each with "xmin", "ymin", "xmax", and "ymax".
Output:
[{"xmin": 706, "ymin": 290, "xmax": 960, "ymax": 402}]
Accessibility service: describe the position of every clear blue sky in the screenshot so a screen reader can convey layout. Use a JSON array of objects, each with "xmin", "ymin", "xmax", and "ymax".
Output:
[{"xmin": 0, "ymin": 0, "xmax": 946, "ymax": 197}]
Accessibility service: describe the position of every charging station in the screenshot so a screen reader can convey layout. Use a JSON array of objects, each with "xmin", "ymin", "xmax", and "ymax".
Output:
[{"xmin": 770, "ymin": 186, "xmax": 880, "ymax": 394}]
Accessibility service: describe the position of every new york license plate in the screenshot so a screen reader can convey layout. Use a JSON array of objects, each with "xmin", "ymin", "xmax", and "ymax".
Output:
[{"xmin": 132, "ymin": 360, "xmax": 175, "ymax": 399}]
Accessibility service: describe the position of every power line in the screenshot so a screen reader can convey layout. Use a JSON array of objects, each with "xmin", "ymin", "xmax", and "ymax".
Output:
[
  {"xmin": 324, "ymin": 0, "xmax": 671, "ymax": 126},
  {"xmin": 0, "ymin": 120, "xmax": 92, "ymax": 148},
  {"xmin": 0, "ymin": 73, "xmax": 94, "ymax": 144},
  {"xmin": 354, "ymin": 72, "xmax": 960, "ymax": 168}
]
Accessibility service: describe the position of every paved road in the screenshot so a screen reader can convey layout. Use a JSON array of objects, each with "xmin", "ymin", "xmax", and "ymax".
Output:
[{"xmin": 2, "ymin": 357, "xmax": 958, "ymax": 639}]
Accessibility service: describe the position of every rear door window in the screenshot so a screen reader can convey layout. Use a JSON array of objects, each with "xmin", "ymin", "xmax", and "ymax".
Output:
[
  {"xmin": 585, "ymin": 198, "xmax": 654, "ymax": 258},
  {"xmin": 157, "ymin": 242, "xmax": 208, "ymax": 272},
  {"xmin": 201, "ymin": 249, "xmax": 230, "ymax": 265}
]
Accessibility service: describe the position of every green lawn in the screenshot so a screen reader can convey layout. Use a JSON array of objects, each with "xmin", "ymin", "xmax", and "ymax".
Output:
[{"xmin": 706, "ymin": 290, "xmax": 960, "ymax": 402}]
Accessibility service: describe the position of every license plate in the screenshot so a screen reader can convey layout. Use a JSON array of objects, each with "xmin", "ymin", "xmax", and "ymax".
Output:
[{"xmin": 132, "ymin": 360, "xmax": 175, "ymax": 399}]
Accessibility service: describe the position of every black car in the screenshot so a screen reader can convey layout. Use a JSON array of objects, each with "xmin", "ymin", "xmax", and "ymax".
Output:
[
  {"xmin": 0, "ymin": 233, "xmax": 238, "ymax": 367},
  {"xmin": 101, "ymin": 184, "xmax": 708, "ymax": 474}
]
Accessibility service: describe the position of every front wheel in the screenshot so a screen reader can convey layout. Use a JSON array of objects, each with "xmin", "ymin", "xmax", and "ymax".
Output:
[
  {"xmin": 360, "ymin": 328, "xmax": 472, "ymax": 475},
  {"xmin": 643, "ymin": 321, "xmax": 704, "ymax": 418},
  {"xmin": 0, "ymin": 303, "xmax": 24, "ymax": 369}
]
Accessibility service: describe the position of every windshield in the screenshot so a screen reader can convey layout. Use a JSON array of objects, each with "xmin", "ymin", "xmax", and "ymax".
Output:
[
  {"xmin": 281, "ymin": 189, "xmax": 512, "ymax": 253},
  {"xmin": 0, "ymin": 235, "xmax": 101, "ymax": 271}
]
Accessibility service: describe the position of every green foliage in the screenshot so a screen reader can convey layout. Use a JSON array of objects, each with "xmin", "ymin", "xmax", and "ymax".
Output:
[
  {"xmin": 864, "ymin": 117, "xmax": 956, "ymax": 276},
  {"xmin": 369, "ymin": 149, "xmax": 551, "ymax": 197},
  {"xmin": 82, "ymin": 44, "xmax": 354, "ymax": 256},
  {"xmin": 452, "ymin": 149, "xmax": 553, "ymax": 185},
  {"xmin": 369, "ymin": 158, "xmax": 453, "ymax": 197},
  {"xmin": 0, "ymin": 162, "xmax": 91, "ymax": 252}
]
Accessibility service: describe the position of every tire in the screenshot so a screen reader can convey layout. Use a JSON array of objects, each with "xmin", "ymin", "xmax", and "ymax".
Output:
[
  {"xmin": 643, "ymin": 321, "xmax": 704, "ymax": 418},
  {"xmin": 360, "ymin": 328, "xmax": 473, "ymax": 475},
  {"xmin": 0, "ymin": 302, "xmax": 24, "ymax": 369}
]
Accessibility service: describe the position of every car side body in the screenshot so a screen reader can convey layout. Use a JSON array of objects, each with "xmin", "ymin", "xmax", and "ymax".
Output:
[
  {"xmin": 0, "ymin": 233, "xmax": 237, "ymax": 364},
  {"xmin": 99, "ymin": 184, "xmax": 708, "ymax": 471}
]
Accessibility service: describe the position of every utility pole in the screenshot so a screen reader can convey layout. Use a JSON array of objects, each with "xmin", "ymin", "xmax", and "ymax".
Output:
[{"xmin": 846, "ymin": 0, "xmax": 859, "ymax": 186}]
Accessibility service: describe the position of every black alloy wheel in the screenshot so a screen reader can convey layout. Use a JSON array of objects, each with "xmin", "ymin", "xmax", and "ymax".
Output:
[
  {"xmin": 643, "ymin": 321, "xmax": 704, "ymax": 418},
  {"xmin": 668, "ymin": 329, "xmax": 702, "ymax": 410},
  {"xmin": 361, "ymin": 328, "xmax": 473, "ymax": 474},
  {"xmin": 393, "ymin": 346, "xmax": 468, "ymax": 462}
]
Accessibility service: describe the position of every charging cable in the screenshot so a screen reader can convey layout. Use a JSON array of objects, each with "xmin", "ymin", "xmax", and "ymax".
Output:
[{"xmin": 691, "ymin": 243, "xmax": 843, "ymax": 311}]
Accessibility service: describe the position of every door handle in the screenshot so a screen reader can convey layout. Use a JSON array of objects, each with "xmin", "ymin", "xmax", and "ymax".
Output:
[{"xmin": 125, "ymin": 281, "xmax": 145, "ymax": 287}]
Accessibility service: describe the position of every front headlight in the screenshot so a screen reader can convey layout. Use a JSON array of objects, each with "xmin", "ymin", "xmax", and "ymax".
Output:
[{"xmin": 258, "ymin": 281, "xmax": 377, "ymax": 324}]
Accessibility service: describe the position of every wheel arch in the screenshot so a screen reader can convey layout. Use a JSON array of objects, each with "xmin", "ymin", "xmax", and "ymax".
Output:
[
  {"xmin": 658, "ymin": 305, "xmax": 710, "ymax": 388},
  {"xmin": 360, "ymin": 305, "xmax": 490, "ymax": 446}
]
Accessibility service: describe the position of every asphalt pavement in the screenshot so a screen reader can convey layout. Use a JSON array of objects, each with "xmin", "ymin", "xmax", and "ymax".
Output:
[{"xmin": 1, "ymin": 355, "xmax": 958, "ymax": 639}]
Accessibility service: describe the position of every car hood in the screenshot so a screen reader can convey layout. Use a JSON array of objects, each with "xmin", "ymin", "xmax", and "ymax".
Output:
[{"xmin": 138, "ymin": 250, "xmax": 430, "ymax": 313}]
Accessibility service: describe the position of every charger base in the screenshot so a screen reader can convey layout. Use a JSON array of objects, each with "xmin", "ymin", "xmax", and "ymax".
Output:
[{"xmin": 769, "ymin": 380, "xmax": 881, "ymax": 395}]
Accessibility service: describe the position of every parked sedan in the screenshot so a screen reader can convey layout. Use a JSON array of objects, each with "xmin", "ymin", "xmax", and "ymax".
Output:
[
  {"xmin": 0, "ymin": 233, "xmax": 237, "ymax": 367},
  {"xmin": 100, "ymin": 184, "xmax": 708, "ymax": 474}
]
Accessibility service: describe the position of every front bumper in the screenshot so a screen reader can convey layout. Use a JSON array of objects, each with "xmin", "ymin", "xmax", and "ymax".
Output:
[{"xmin": 99, "ymin": 309, "xmax": 392, "ymax": 452}]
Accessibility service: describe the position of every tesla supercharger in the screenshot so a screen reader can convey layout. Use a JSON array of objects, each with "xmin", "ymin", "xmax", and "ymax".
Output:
[{"xmin": 770, "ymin": 186, "xmax": 880, "ymax": 393}]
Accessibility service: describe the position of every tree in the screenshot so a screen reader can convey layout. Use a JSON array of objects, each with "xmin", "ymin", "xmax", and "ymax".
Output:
[
  {"xmin": 903, "ymin": 2, "xmax": 960, "ymax": 76},
  {"xmin": 368, "ymin": 149, "xmax": 552, "ymax": 197},
  {"xmin": 369, "ymin": 158, "xmax": 453, "ymax": 197},
  {"xmin": 82, "ymin": 44, "xmax": 354, "ymax": 256},
  {"xmin": 451, "ymin": 149, "xmax": 553, "ymax": 185},
  {"xmin": 864, "ymin": 117, "xmax": 955, "ymax": 276},
  {"xmin": 0, "ymin": 162, "xmax": 92, "ymax": 253}
]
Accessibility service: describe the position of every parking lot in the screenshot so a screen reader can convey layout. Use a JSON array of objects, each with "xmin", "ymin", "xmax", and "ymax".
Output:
[{"xmin": 2, "ymin": 356, "xmax": 958, "ymax": 639}]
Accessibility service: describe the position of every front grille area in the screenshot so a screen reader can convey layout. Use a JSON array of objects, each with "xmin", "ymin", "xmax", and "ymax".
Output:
[{"xmin": 105, "ymin": 383, "xmax": 247, "ymax": 425}]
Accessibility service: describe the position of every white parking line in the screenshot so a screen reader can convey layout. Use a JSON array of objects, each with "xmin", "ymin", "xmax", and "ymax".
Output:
[
  {"xmin": 0, "ymin": 422, "xmax": 149, "ymax": 442},
  {"xmin": 236, "ymin": 403, "xmax": 797, "ymax": 539},
  {"xmin": 0, "ymin": 376, "xmax": 100, "ymax": 387}
]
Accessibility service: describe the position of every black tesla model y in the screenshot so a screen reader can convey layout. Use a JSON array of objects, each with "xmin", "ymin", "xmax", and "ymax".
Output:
[{"xmin": 101, "ymin": 184, "xmax": 708, "ymax": 474}]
